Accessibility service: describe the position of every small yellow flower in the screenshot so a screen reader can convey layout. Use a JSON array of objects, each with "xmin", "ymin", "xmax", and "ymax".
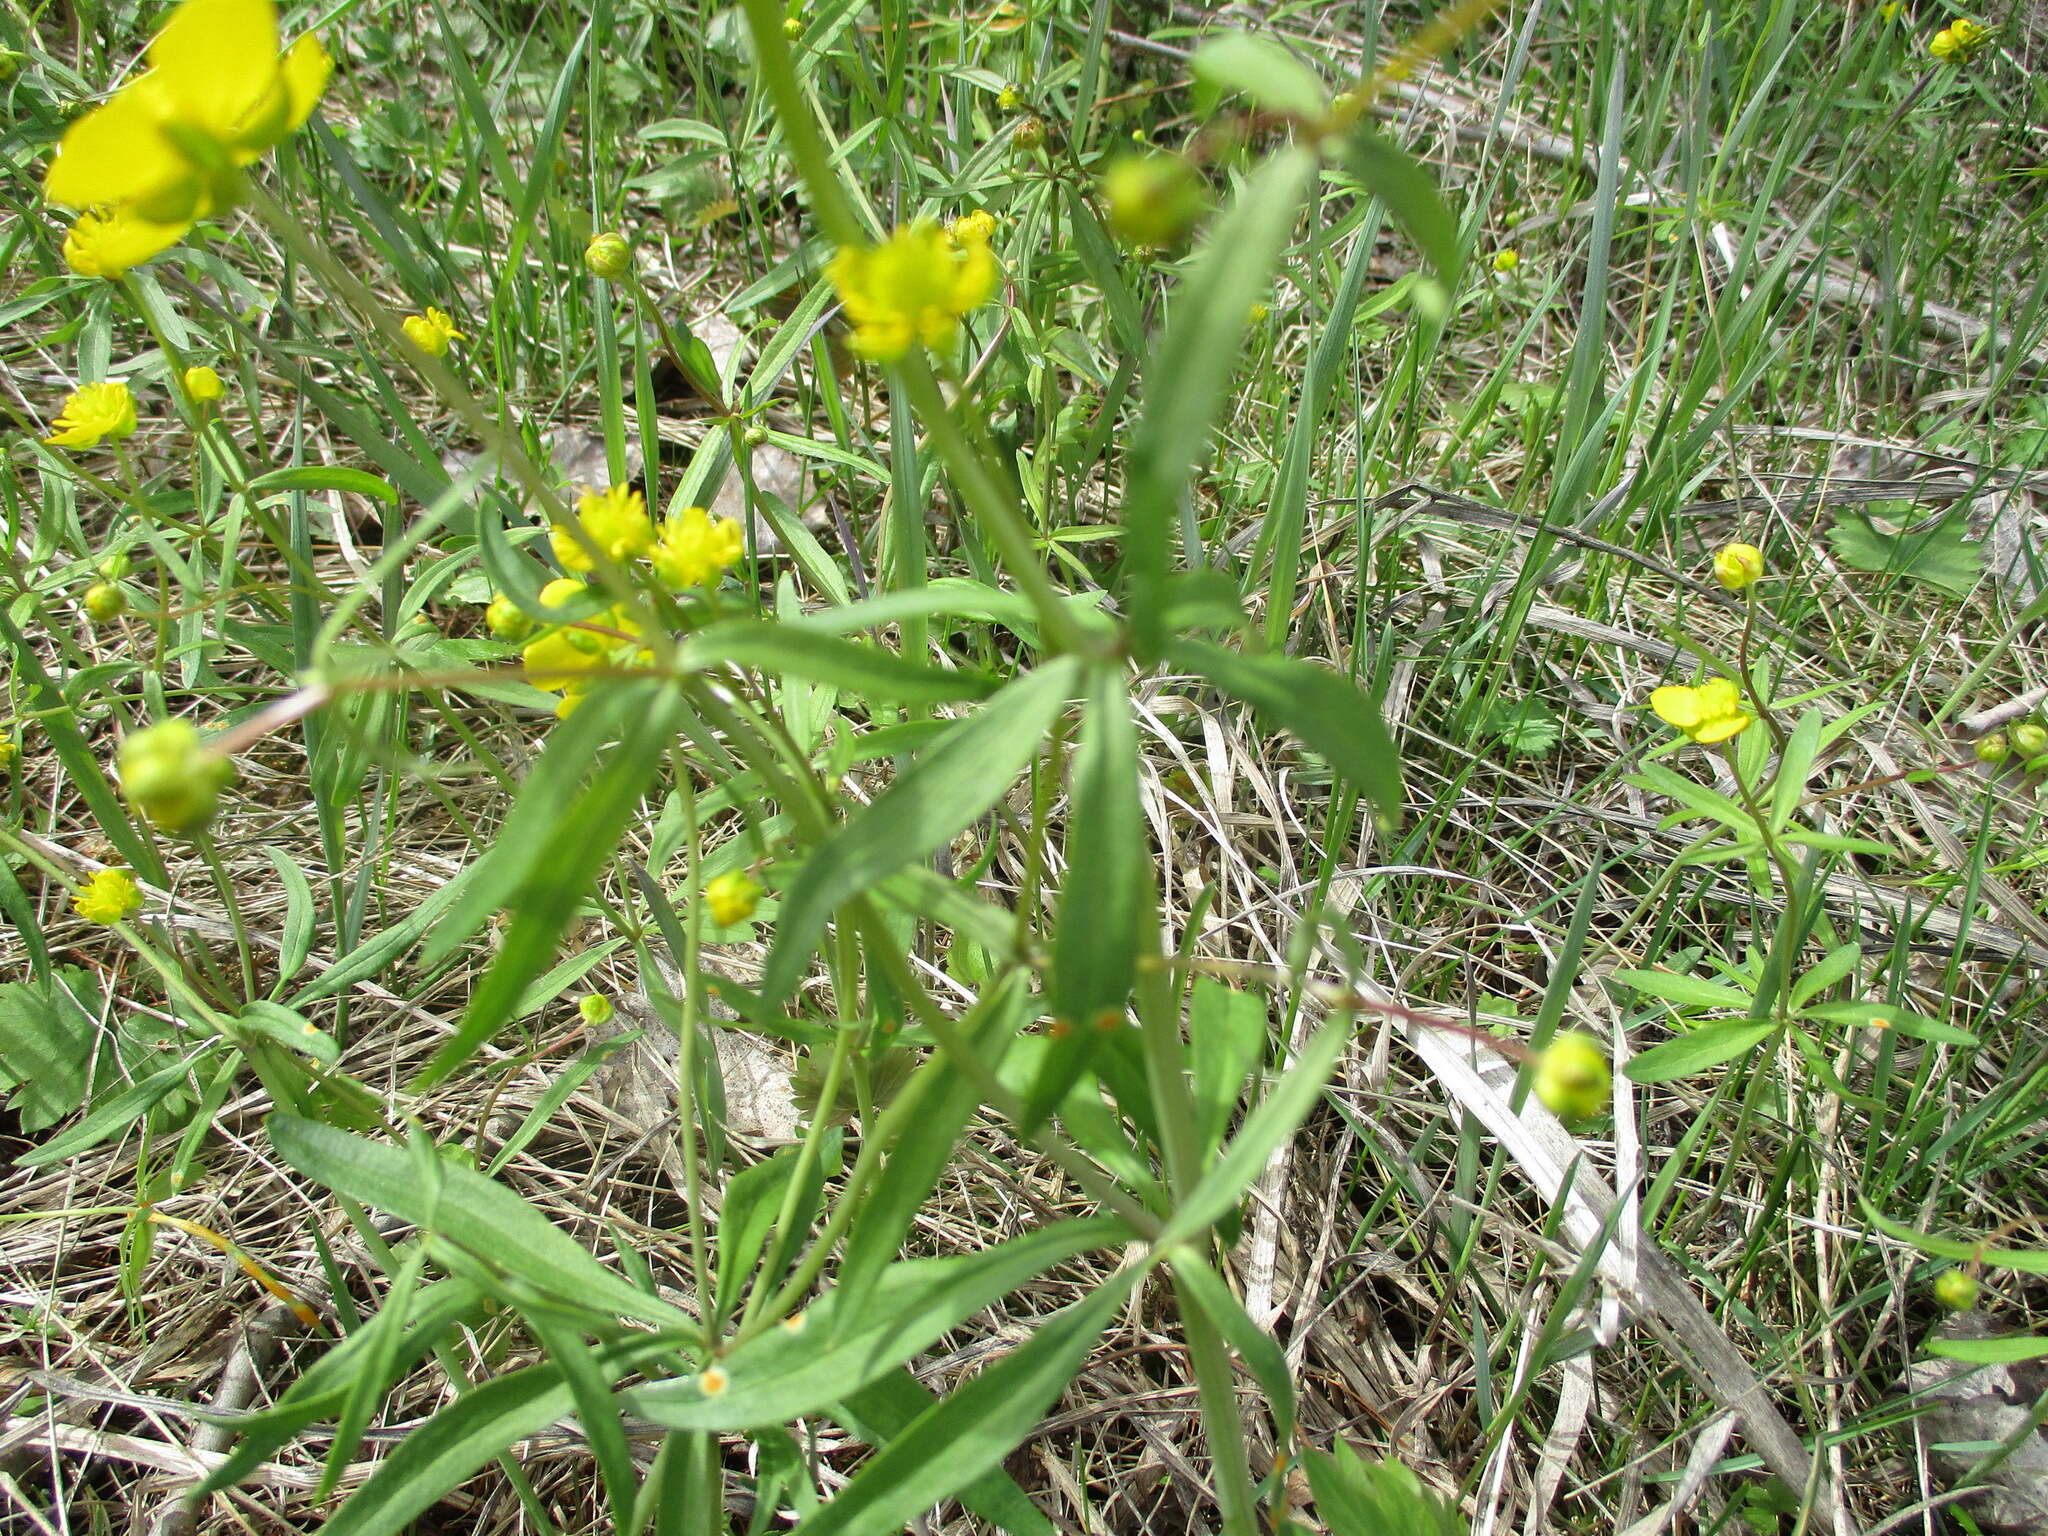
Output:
[
  {"xmin": 652, "ymin": 506, "xmax": 746, "ymax": 589},
  {"xmin": 1649, "ymin": 677, "xmax": 1753, "ymax": 745},
  {"xmin": 1532, "ymin": 1032, "xmax": 1610, "ymax": 1120},
  {"xmin": 45, "ymin": 381, "xmax": 138, "ymax": 449},
  {"xmin": 1711, "ymin": 541, "xmax": 1765, "ymax": 591},
  {"xmin": 521, "ymin": 582, "xmax": 647, "ymax": 718},
  {"xmin": 997, "ymin": 83, "xmax": 1024, "ymax": 111},
  {"xmin": 182, "ymin": 364, "xmax": 225, "ymax": 403},
  {"xmin": 1878, "ymin": 1, "xmax": 1902, "ymax": 18},
  {"xmin": 949, "ymin": 209, "xmax": 998, "ymax": 246},
  {"xmin": 1930, "ymin": 15, "xmax": 1990, "ymax": 56},
  {"xmin": 0, "ymin": 739, "xmax": 15, "ymax": 769},
  {"xmin": 62, "ymin": 205, "xmax": 192, "ymax": 278},
  {"xmin": 74, "ymin": 868, "xmax": 144, "ymax": 926},
  {"xmin": 782, "ymin": 15, "xmax": 803, "ymax": 37},
  {"xmin": 1492, "ymin": 247, "xmax": 1520, "ymax": 273},
  {"xmin": 118, "ymin": 717, "xmax": 234, "ymax": 834},
  {"xmin": 1246, "ymin": 301, "xmax": 1270, "ymax": 324},
  {"xmin": 577, "ymin": 994, "xmax": 615, "ymax": 1026},
  {"xmin": 1933, "ymin": 1270, "xmax": 1979, "ymax": 1310},
  {"xmin": 550, "ymin": 484, "xmax": 655, "ymax": 572},
  {"xmin": 402, "ymin": 307, "xmax": 464, "ymax": 357},
  {"xmin": 827, "ymin": 222, "xmax": 1000, "ymax": 361},
  {"xmin": 705, "ymin": 871, "xmax": 763, "ymax": 927},
  {"xmin": 584, "ymin": 230, "xmax": 631, "ymax": 281},
  {"xmin": 42, "ymin": 0, "xmax": 331, "ymax": 229}
]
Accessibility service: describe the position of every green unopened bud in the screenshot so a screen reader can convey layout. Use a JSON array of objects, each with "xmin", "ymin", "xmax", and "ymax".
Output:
[
  {"xmin": 2012, "ymin": 721, "xmax": 2048, "ymax": 761},
  {"xmin": 1532, "ymin": 1032, "xmax": 1611, "ymax": 1120},
  {"xmin": 742, "ymin": 424, "xmax": 769, "ymax": 448},
  {"xmin": 584, "ymin": 231, "xmax": 632, "ymax": 282},
  {"xmin": 1976, "ymin": 732, "xmax": 2011, "ymax": 765},
  {"xmin": 485, "ymin": 594, "xmax": 534, "ymax": 642},
  {"xmin": 97, "ymin": 551, "xmax": 132, "ymax": 581},
  {"xmin": 782, "ymin": 15, "xmax": 802, "ymax": 36},
  {"xmin": 117, "ymin": 718, "xmax": 234, "ymax": 836},
  {"xmin": 1101, "ymin": 151, "xmax": 1208, "ymax": 249},
  {"xmin": 578, "ymin": 994, "xmax": 615, "ymax": 1026},
  {"xmin": 1012, "ymin": 115, "xmax": 1047, "ymax": 152},
  {"xmin": 1934, "ymin": 1269, "xmax": 1980, "ymax": 1310},
  {"xmin": 83, "ymin": 582, "xmax": 127, "ymax": 624}
]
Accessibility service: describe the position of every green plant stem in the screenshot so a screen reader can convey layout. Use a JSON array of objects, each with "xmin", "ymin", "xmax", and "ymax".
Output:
[
  {"xmin": 672, "ymin": 763, "xmax": 718, "ymax": 1349},
  {"xmin": 1169, "ymin": 1264, "xmax": 1262, "ymax": 1536},
  {"xmin": 737, "ymin": 1019, "xmax": 855, "ymax": 1336},
  {"xmin": 734, "ymin": 0, "xmax": 865, "ymax": 248}
]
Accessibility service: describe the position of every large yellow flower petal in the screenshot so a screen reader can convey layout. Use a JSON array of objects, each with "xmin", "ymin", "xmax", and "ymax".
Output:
[
  {"xmin": 1691, "ymin": 711, "xmax": 1751, "ymax": 744},
  {"xmin": 1694, "ymin": 677, "xmax": 1741, "ymax": 717},
  {"xmin": 43, "ymin": 79, "xmax": 189, "ymax": 211},
  {"xmin": 149, "ymin": 0, "xmax": 285, "ymax": 147},
  {"xmin": 1649, "ymin": 685, "xmax": 1704, "ymax": 731},
  {"xmin": 279, "ymin": 33, "xmax": 333, "ymax": 132}
]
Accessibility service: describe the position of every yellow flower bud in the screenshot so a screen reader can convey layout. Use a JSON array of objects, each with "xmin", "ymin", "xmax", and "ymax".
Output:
[
  {"xmin": 485, "ymin": 594, "xmax": 534, "ymax": 641},
  {"xmin": 705, "ymin": 870, "xmax": 763, "ymax": 927},
  {"xmin": 584, "ymin": 231, "xmax": 632, "ymax": 281},
  {"xmin": 1532, "ymin": 1032, "xmax": 1611, "ymax": 1120},
  {"xmin": 1711, "ymin": 541, "xmax": 1765, "ymax": 591},
  {"xmin": 997, "ymin": 84, "xmax": 1024, "ymax": 111},
  {"xmin": 578, "ymin": 994, "xmax": 615, "ymax": 1026},
  {"xmin": 97, "ymin": 552, "xmax": 132, "ymax": 580},
  {"xmin": 782, "ymin": 15, "xmax": 802, "ymax": 37},
  {"xmin": 1101, "ymin": 151, "xmax": 1209, "ymax": 250},
  {"xmin": 1933, "ymin": 1269, "xmax": 1979, "ymax": 1310},
  {"xmin": 74, "ymin": 868, "xmax": 143, "ymax": 926},
  {"xmin": 83, "ymin": 582, "xmax": 128, "ymax": 624},
  {"xmin": 117, "ymin": 717, "xmax": 234, "ymax": 836},
  {"xmin": 1492, "ymin": 247, "xmax": 1520, "ymax": 273},
  {"xmin": 182, "ymin": 365, "xmax": 225, "ymax": 403}
]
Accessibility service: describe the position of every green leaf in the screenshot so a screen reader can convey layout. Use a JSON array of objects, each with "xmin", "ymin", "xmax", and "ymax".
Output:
[
  {"xmin": 626, "ymin": 1217, "xmax": 1126, "ymax": 1431},
  {"xmin": 1789, "ymin": 943, "xmax": 1862, "ymax": 1010},
  {"xmin": 1123, "ymin": 147, "xmax": 1315, "ymax": 659},
  {"xmin": 415, "ymin": 685, "xmax": 687, "ymax": 1088},
  {"xmin": 833, "ymin": 1369, "xmax": 1054, "ymax": 1536},
  {"xmin": 16, "ymin": 1053, "xmax": 211, "ymax": 1168},
  {"xmin": 1337, "ymin": 124, "xmax": 1465, "ymax": 291},
  {"xmin": 260, "ymin": 846, "xmax": 318, "ymax": 990},
  {"xmin": 236, "ymin": 1001, "xmax": 340, "ymax": 1066},
  {"xmin": 1828, "ymin": 508, "xmax": 1981, "ymax": 598},
  {"xmin": 1169, "ymin": 1254, "xmax": 1295, "ymax": 1443},
  {"xmin": 1188, "ymin": 979, "xmax": 1268, "ymax": 1156},
  {"xmin": 681, "ymin": 619, "xmax": 995, "ymax": 704},
  {"xmin": 1302, "ymin": 1441, "xmax": 1463, "ymax": 1535},
  {"xmin": 1802, "ymin": 1002, "xmax": 1978, "ymax": 1045},
  {"xmin": 1030, "ymin": 667, "xmax": 1146, "ymax": 1122},
  {"xmin": 267, "ymin": 1115, "xmax": 695, "ymax": 1328},
  {"xmin": 715, "ymin": 1147, "xmax": 817, "ymax": 1322},
  {"xmin": 757, "ymin": 657, "xmax": 1082, "ymax": 1009},
  {"xmin": 1608, "ymin": 968, "xmax": 1754, "ymax": 1012},
  {"xmin": 0, "ymin": 976, "xmax": 93, "ymax": 1133},
  {"xmin": 1928, "ymin": 1334, "xmax": 2048, "ymax": 1363},
  {"xmin": 1190, "ymin": 32, "xmax": 1329, "ymax": 119},
  {"xmin": 788, "ymin": 1266, "xmax": 1145, "ymax": 1536},
  {"xmin": 1167, "ymin": 637, "xmax": 1402, "ymax": 817},
  {"xmin": 1861, "ymin": 1201, "xmax": 2048, "ymax": 1275},
  {"xmin": 244, "ymin": 466, "xmax": 402, "ymax": 508},
  {"xmin": 1622, "ymin": 1021, "xmax": 1776, "ymax": 1084}
]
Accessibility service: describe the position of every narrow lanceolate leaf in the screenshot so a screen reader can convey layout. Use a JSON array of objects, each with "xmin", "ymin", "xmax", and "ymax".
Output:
[
  {"xmin": 757, "ymin": 657, "xmax": 1083, "ymax": 1010},
  {"xmin": 1861, "ymin": 1201, "xmax": 2048, "ymax": 1277},
  {"xmin": 1337, "ymin": 124, "xmax": 1464, "ymax": 292},
  {"xmin": 268, "ymin": 1115, "xmax": 695, "ymax": 1329},
  {"xmin": 626, "ymin": 1217, "xmax": 1126, "ymax": 1432},
  {"xmin": 1190, "ymin": 31, "xmax": 1329, "ymax": 119},
  {"xmin": 1029, "ymin": 666, "xmax": 1146, "ymax": 1125},
  {"xmin": 415, "ymin": 685, "xmax": 688, "ymax": 1088},
  {"xmin": 834, "ymin": 1369, "xmax": 1055, "ymax": 1536},
  {"xmin": 1167, "ymin": 636, "xmax": 1402, "ymax": 818},
  {"xmin": 1122, "ymin": 147, "xmax": 1315, "ymax": 661},
  {"xmin": 1623, "ymin": 1020, "xmax": 1776, "ymax": 1084},
  {"xmin": 680, "ymin": 619, "xmax": 995, "ymax": 704},
  {"xmin": 787, "ymin": 1265, "xmax": 1146, "ymax": 1536}
]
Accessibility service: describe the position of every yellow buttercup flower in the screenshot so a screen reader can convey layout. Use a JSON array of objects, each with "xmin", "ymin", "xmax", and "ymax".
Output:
[
  {"xmin": 704, "ymin": 871, "xmax": 764, "ymax": 927},
  {"xmin": 62, "ymin": 204, "xmax": 193, "ymax": 278},
  {"xmin": 1492, "ymin": 247, "xmax": 1520, "ymax": 273},
  {"xmin": 550, "ymin": 484, "xmax": 655, "ymax": 572},
  {"xmin": 402, "ymin": 307, "xmax": 464, "ymax": 357},
  {"xmin": 949, "ymin": 209, "xmax": 998, "ymax": 246},
  {"xmin": 652, "ymin": 506, "xmax": 746, "ymax": 589},
  {"xmin": 45, "ymin": 381, "xmax": 138, "ymax": 449},
  {"xmin": 1711, "ymin": 541, "xmax": 1764, "ymax": 591},
  {"xmin": 521, "ymin": 580, "xmax": 649, "ymax": 718},
  {"xmin": 74, "ymin": 868, "xmax": 144, "ymax": 926},
  {"xmin": 827, "ymin": 221, "xmax": 999, "ymax": 361},
  {"xmin": 42, "ymin": 0, "xmax": 330, "ymax": 229},
  {"xmin": 1649, "ymin": 677, "xmax": 1752, "ymax": 744},
  {"xmin": 1930, "ymin": 15, "xmax": 1990, "ymax": 57}
]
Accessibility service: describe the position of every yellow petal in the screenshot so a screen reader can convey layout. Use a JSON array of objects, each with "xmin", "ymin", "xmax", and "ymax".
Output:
[
  {"xmin": 280, "ymin": 33, "xmax": 333, "ymax": 132},
  {"xmin": 62, "ymin": 206, "xmax": 192, "ymax": 278},
  {"xmin": 1692, "ymin": 712, "xmax": 1751, "ymax": 744},
  {"xmin": 149, "ymin": 0, "xmax": 284, "ymax": 144},
  {"xmin": 1694, "ymin": 678, "xmax": 1741, "ymax": 716},
  {"xmin": 43, "ymin": 80, "xmax": 189, "ymax": 211},
  {"xmin": 1649, "ymin": 685, "xmax": 1703, "ymax": 730}
]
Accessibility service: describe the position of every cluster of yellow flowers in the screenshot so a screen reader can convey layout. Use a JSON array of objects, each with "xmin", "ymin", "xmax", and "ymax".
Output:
[
  {"xmin": 826, "ymin": 217, "xmax": 1000, "ymax": 361},
  {"xmin": 43, "ymin": 0, "xmax": 331, "ymax": 278},
  {"xmin": 44, "ymin": 380, "xmax": 137, "ymax": 449},
  {"xmin": 496, "ymin": 486, "xmax": 745, "ymax": 717},
  {"xmin": 1929, "ymin": 16, "xmax": 1991, "ymax": 58}
]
